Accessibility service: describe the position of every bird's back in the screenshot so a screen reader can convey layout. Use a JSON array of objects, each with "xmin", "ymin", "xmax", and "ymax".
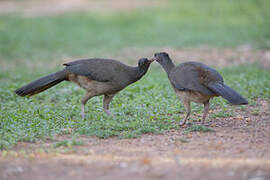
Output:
[
  {"xmin": 64, "ymin": 58, "xmax": 137, "ymax": 89},
  {"xmin": 169, "ymin": 61, "xmax": 223, "ymax": 95}
]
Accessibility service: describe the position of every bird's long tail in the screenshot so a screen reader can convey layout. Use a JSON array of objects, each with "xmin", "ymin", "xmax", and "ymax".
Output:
[
  {"xmin": 207, "ymin": 83, "xmax": 248, "ymax": 105},
  {"xmin": 15, "ymin": 70, "xmax": 67, "ymax": 96}
]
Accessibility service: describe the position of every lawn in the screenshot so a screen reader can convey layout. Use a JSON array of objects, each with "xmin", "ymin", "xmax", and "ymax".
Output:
[
  {"xmin": 0, "ymin": 0, "xmax": 270, "ymax": 61},
  {"xmin": 1, "ymin": 64, "xmax": 269, "ymax": 149},
  {"xmin": 1, "ymin": 0, "xmax": 270, "ymax": 150}
]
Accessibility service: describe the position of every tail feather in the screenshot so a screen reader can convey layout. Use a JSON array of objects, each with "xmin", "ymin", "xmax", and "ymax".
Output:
[
  {"xmin": 207, "ymin": 83, "xmax": 248, "ymax": 105},
  {"xmin": 15, "ymin": 70, "xmax": 67, "ymax": 96}
]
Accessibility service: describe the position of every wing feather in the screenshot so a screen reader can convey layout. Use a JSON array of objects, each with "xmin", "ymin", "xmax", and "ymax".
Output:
[
  {"xmin": 64, "ymin": 59, "xmax": 128, "ymax": 82},
  {"xmin": 169, "ymin": 62, "xmax": 223, "ymax": 96}
]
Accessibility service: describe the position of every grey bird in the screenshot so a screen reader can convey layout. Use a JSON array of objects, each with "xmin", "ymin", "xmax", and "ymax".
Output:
[
  {"xmin": 15, "ymin": 58, "xmax": 153, "ymax": 119},
  {"xmin": 151, "ymin": 52, "xmax": 248, "ymax": 125}
]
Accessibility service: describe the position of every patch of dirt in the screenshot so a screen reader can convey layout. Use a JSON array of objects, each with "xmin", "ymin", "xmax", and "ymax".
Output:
[
  {"xmin": 0, "ymin": 0, "xmax": 166, "ymax": 17},
  {"xmin": 1, "ymin": 100, "xmax": 270, "ymax": 180},
  {"xmin": 1, "ymin": 46, "xmax": 270, "ymax": 71},
  {"xmin": 113, "ymin": 46, "xmax": 270, "ymax": 68}
]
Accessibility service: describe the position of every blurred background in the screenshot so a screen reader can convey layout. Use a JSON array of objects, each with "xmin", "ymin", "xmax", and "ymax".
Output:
[{"xmin": 0, "ymin": 0, "xmax": 270, "ymax": 70}]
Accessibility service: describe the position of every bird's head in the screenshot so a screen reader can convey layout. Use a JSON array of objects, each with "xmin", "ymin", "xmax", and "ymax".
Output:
[
  {"xmin": 149, "ymin": 52, "xmax": 171, "ymax": 64},
  {"xmin": 138, "ymin": 58, "xmax": 154, "ymax": 70}
]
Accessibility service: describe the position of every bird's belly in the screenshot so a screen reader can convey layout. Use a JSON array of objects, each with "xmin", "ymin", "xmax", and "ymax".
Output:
[
  {"xmin": 68, "ymin": 73, "xmax": 119, "ymax": 95},
  {"xmin": 175, "ymin": 89, "xmax": 214, "ymax": 103}
]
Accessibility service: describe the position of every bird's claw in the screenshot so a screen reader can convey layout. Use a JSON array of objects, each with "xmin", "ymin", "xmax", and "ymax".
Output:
[
  {"xmin": 81, "ymin": 113, "xmax": 85, "ymax": 120},
  {"xmin": 105, "ymin": 110, "xmax": 112, "ymax": 116},
  {"xmin": 179, "ymin": 121, "xmax": 187, "ymax": 126}
]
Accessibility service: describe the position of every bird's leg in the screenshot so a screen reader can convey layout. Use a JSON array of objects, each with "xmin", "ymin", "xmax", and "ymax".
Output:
[
  {"xmin": 103, "ymin": 94, "xmax": 115, "ymax": 116},
  {"xmin": 81, "ymin": 104, "xmax": 85, "ymax": 120},
  {"xmin": 180, "ymin": 100, "xmax": 191, "ymax": 126},
  {"xmin": 202, "ymin": 100, "xmax": 210, "ymax": 124},
  {"xmin": 81, "ymin": 92, "xmax": 94, "ymax": 119}
]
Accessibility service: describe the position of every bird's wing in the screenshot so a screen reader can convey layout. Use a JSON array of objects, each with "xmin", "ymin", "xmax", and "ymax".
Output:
[
  {"xmin": 169, "ymin": 62, "xmax": 223, "ymax": 95},
  {"xmin": 64, "ymin": 59, "xmax": 126, "ymax": 82}
]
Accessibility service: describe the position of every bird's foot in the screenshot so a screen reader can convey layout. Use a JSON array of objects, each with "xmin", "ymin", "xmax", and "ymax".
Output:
[
  {"xmin": 179, "ymin": 120, "xmax": 187, "ymax": 126},
  {"xmin": 104, "ymin": 109, "xmax": 112, "ymax": 116},
  {"xmin": 81, "ymin": 113, "xmax": 85, "ymax": 120}
]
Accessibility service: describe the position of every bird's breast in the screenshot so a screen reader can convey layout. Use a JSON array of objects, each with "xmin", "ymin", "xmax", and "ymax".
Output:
[{"xmin": 175, "ymin": 88, "xmax": 216, "ymax": 103}]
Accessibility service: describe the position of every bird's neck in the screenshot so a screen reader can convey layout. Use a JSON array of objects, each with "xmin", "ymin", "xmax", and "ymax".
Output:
[
  {"xmin": 160, "ymin": 60, "xmax": 175, "ymax": 75},
  {"xmin": 131, "ymin": 66, "xmax": 148, "ymax": 82}
]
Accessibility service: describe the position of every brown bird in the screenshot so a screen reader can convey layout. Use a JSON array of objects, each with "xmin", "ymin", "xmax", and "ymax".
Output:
[
  {"xmin": 151, "ymin": 52, "xmax": 248, "ymax": 125},
  {"xmin": 15, "ymin": 58, "xmax": 153, "ymax": 119}
]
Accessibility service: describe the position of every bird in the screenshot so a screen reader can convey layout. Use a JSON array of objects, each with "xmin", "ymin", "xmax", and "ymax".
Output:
[
  {"xmin": 151, "ymin": 52, "xmax": 248, "ymax": 126},
  {"xmin": 15, "ymin": 58, "xmax": 153, "ymax": 119}
]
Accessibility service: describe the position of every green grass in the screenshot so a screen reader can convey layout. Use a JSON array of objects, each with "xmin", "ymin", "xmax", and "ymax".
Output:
[
  {"xmin": 0, "ymin": 64, "xmax": 270, "ymax": 149},
  {"xmin": 53, "ymin": 138, "xmax": 84, "ymax": 148},
  {"xmin": 184, "ymin": 125, "xmax": 215, "ymax": 133},
  {"xmin": 0, "ymin": 0, "xmax": 270, "ymax": 61},
  {"xmin": 1, "ymin": 0, "xmax": 270, "ymax": 149}
]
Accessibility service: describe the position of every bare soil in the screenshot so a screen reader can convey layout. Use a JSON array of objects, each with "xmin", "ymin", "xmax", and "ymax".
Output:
[
  {"xmin": 1, "ymin": 99, "xmax": 270, "ymax": 180},
  {"xmin": 1, "ymin": 46, "xmax": 270, "ymax": 71},
  {"xmin": 113, "ymin": 46, "xmax": 270, "ymax": 68}
]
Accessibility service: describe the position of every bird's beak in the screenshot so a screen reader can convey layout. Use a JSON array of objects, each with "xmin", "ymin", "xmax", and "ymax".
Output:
[{"xmin": 148, "ymin": 56, "xmax": 157, "ymax": 62}]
